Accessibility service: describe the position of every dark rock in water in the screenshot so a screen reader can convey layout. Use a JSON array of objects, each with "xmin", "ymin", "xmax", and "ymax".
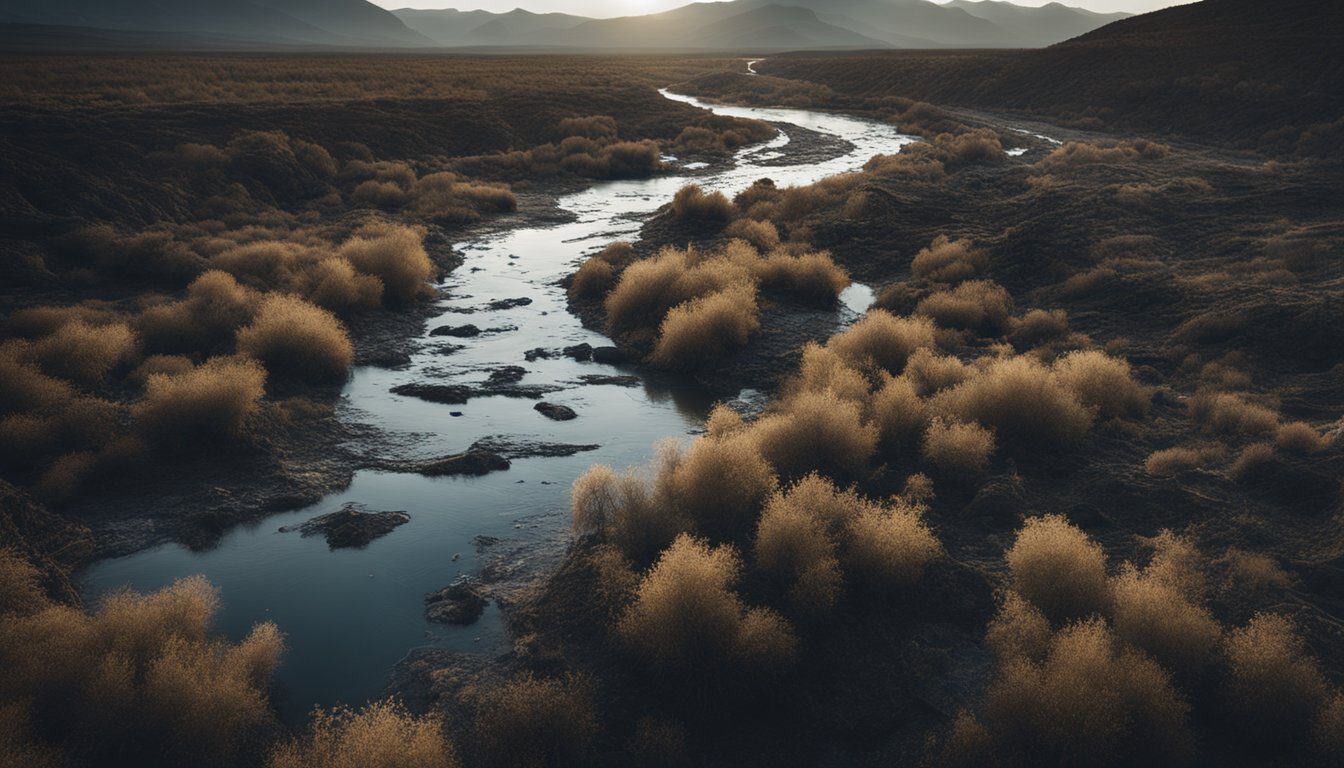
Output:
[
  {"xmin": 425, "ymin": 581, "xmax": 488, "ymax": 625},
  {"xmin": 535, "ymin": 402, "xmax": 578, "ymax": 421},
  {"xmin": 392, "ymin": 383, "xmax": 473, "ymax": 404},
  {"xmin": 487, "ymin": 297, "xmax": 533, "ymax": 311},
  {"xmin": 419, "ymin": 449, "xmax": 511, "ymax": 477},
  {"xmin": 592, "ymin": 346, "xmax": 629, "ymax": 364},
  {"xmin": 963, "ymin": 474, "xmax": 1026, "ymax": 527},
  {"xmin": 487, "ymin": 366, "xmax": 527, "ymax": 385},
  {"xmin": 578, "ymin": 374, "xmax": 641, "ymax": 387},
  {"xmin": 563, "ymin": 343, "xmax": 594, "ymax": 361},
  {"xmin": 471, "ymin": 437, "xmax": 599, "ymax": 459},
  {"xmin": 430, "ymin": 324, "xmax": 481, "ymax": 338},
  {"xmin": 524, "ymin": 347, "xmax": 553, "ymax": 362},
  {"xmin": 362, "ymin": 349, "xmax": 412, "ymax": 369},
  {"xmin": 280, "ymin": 504, "xmax": 410, "ymax": 550},
  {"xmin": 473, "ymin": 535, "xmax": 501, "ymax": 551}
]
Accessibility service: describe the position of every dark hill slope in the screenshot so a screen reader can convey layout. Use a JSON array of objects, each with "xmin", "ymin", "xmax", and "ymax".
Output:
[{"xmin": 759, "ymin": 0, "xmax": 1344, "ymax": 156}]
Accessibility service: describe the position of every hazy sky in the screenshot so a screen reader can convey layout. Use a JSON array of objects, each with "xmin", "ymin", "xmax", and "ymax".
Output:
[{"xmin": 376, "ymin": 0, "xmax": 1195, "ymax": 19}]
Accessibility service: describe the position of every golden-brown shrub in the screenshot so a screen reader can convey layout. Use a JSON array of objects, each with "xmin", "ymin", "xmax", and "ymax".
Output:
[
  {"xmin": 650, "ymin": 284, "xmax": 761, "ymax": 370},
  {"xmin": 270, "ymin": 700, "xmax": 458, "ymax": 768},
  {"xmin": 473, "ymin": 675, "xmax": 597, "ymax": 768},
  {"xmin": 933, "ymin": 356, "xmax": 1093, "ymax": 447},
  {"xmin": 670, "ymin": 184, "xmax": 733, "ymax": 224},
  {"xmin": 0, "ymin": 347, "xmax": 74, "ymax": 415},
  {"xmin": 0, "ymin": 549, "xmax": 47, "ymax": 617},
  {"xmin": 570, "ymin": 459, "xmax": 684, "ymax": 565},
  {"xmin": 1006, "ymin": 515, "xmax": 1109, "ymax": 624},
  {"xmin": 135, "ymin": 270, "xmax": 262, "ymax": 355},
  {"xmin": 1225, "ymin": 613, "xmax": 1330, "ymax": 747},
  {"xmin": 911, "ymin": 235, "xmax": 987, "ymax": 283},
  {"xmin": 303, "ymin": 257, "xmax": 383, "ymax": 313},
  {"xmin": 130, "ymin": 354, "xmax": 196, "ymax": 384},
  {"xmin": 236, "ymin": 295, "xmax": 353, "ymax": 384},
  {"xmin": 1110, "ymin": 534, "xmax": 1221, "ymax": 674},
  {"xmin": 133, "ymin": 356, "xmax": 266, "ymax": 444},
  {"xmin": 756, "ymin": 251, "xmax": 850, "ymax": 305},
  {"xmin": 827, "ymin": 310, "xmax": 936, "ymax": 376},
  {"xmin": 915, "ymin": 280, "xmax": 1014, "ymax": 335},
  {"xmin": 618, "ymin": 534, "xmax": 797, "ymax": 675},
  {"xmin": 902, "ymin": 348, "xmax": 971, "ymax": 396},
  {"xmin": 749, "ymin": 390, "xmax": 877, "ymax": 480},
  {"xmin": 843, "ymin": 498, "xmax": 941, "ymax": 591},
  {"xmin": 1144, "ymin": 445, "xmax": 1225, "ymax": 477},
  {"xmin": 1189, "ymin": 391, "xmax": 1279, "ymax": 437},
  {"xmin": 1009, "ymin": 308, "xmax": 1070, "ymax": 349},
  {"xmin": 663, "ymin": 432, "xmax": 778, "ymax": 541},
  {"xmin": 755, "ymin": 480, "xmax": 844, "ymax": 615},
  {"xmin": 790, "ymin": 343, "xmax": 871, "ymax": 404},
  {"xmin": 603, "ymin": 247, "xmax": 750, "ymax": 334},
  {"xmin": 986, "ymin": 591, "xmax": 1052, "ymax": 663},
  {"xmin": 922, "ymin": 417, "xmax": 996, "ymax": 477},
  {"xmin": 724, "ymin": 219, "xmax": 781, "ymax": 251},
  {"xmin": 338, "ymin": 223, "xmax": 433, "ymax": 305},
  {"xmin": 867, "ymin": 375, "xmax": 928, "ymax": 453},
  {"xmin": 1275, "ymin": 421, "xmax": 1326, "ymax": 454},
  {"xmin": 1053, "ymin": 350, "xmax": 1151, "ymax": 419},
  {"xmin": 30, "ymin": 320, "xmax": 139, "ymax": 384},
  {"xmin": 567, "ymin": 256, "xmax": 616, "ymax": 301}
]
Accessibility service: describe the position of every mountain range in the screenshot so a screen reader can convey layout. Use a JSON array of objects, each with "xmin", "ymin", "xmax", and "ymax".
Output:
[{"xmin": 0, "ymin": 0, "xmax": 1131, "ymax": 50}]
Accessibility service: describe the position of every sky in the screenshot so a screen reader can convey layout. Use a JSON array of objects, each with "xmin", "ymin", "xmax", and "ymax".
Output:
[{"xmin": 375, "ymin": 0, "xmax": 1194, "ymax": 19}]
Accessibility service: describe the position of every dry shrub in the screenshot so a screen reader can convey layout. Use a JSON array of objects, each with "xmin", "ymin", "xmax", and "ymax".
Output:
[
  {"xmin": 59, "ymin": 226, "xmax": 207, "ymax": 284},
  {"xmin": 1145, "ymin": 445, "xmax": 1224, "ymax": 477},
  {"xmin": 567, "ymin": 256, "xmax": 616, "ymax": 301},
  {"xmin": 933, "ymin": 356, "xmax": 1093, "ymax": 447},
  {"xmin": 134, "ymin": 356, "xmax": 266, "ymax": 445},
  {"xmin": 1006, "ymin": 515, "xmax": 1109, "ymax": 624},
  {"xmin": 570, "ymin": 460, "xmax": 684, "ymax": 565},
  {"xmin": 827, "ymin": 310, "xmax": 936, "ymax": 376},
  {"xmin": 902, "ymin": 348, "xmax": 970, "ymax": 396},
  {"xmin": 1009, "ymin": 309, "xmax": 1070, "ymax": 349},
  {"xmin": 618, "ymin": 534, "xmax": 797, "ymax": 676},
  {"xmin": 790, "ymin": 343, "xmax": 870, "ymax": 404},
  {"xmin": 1111, "ymin": 533, "xmax": 1221, "ymax": 674},
  {"xmin": 270, "ymin": 700, "xmax": 457, "ymax": 768},
  {"xmin": 212, "ymin": 241, "xmax": 316, "ymax": 289},
  {"xmin": 236, "ymin": 295, "xmax": 353, "ymax": 384},
  {"xmin": 558, "ymin": 114, "xmax": 617, "ymax": 139},
  {"xmin": 0, "ymin": 347, "xmax": 74, "ymax": 415},
  {"xmin": 868, "ymin": 375, "xmax": 929, "ymax": 452},
  {"xmin": 1275, "ymin": 421, "xmax": 1326, "ymax": 454},
  {"xmin": 669, "ymin": 184, "xmax": 733, "ymax": 225},
  {"xmin": 650, "ymin": 284, "xmax": 760, "ymax": 370},
  {"xmin": 303, "ymin": 257, "xmax": 383, "ymax": 313},
  {"xmin": 915, "ymin": 280, "xmax": 1014, "ymax": 336},
  {"xmin": 911, "ymin": 235, "xmax": 987, "ymax": 283},
  {"xmin": 981, "ymin": 618, "xmax": 1192, "ymax": 766},
  {"xmin": 0, "ymin": 549, "xmax": 47, "ymax": 617},
  {"xmin": 136, "ymin": 270, "xmax": 262, "ymax": 355},
  {"xmin": 473, "ymin": 675, "xmax": 597, "ymax": 768},
  {"xmin": 36, "ymin": 451, "xmax": 98, "ymax": 503},
  {"xmin": 604, "ymin": 247, "xmax": 750, "ymax": 334},
  {"xmin": 0, "ymin": 576, "xmax": 281, "ymax": 767},
  {"xmin": 1219, "ymin": 548, "xmax": 1292, "ymax": 595},
  {"xmin": 663, "ymin": 433, "xmax": 778, "ymax": 541},
  {"xmin": 704, "ymin": 403, "xmax": 745, "ymax": 438},
  {"xmin": 1189, "ymin": 390, "xmax": 1279, "ymax": 436},
  {"xmin": 1052, "ymin": 350, "xmax": 1151, "ymax": 419},
  {"xmin": 844, "ymin": 498, "xmax": 941, "ymax": 591},
  {"xmin": 29, "ymin": 321, "xmax": 138, "ymax": 384},
  {"xmin": 1035, "ymin": 139, "xmax": 1171, "ymax": 171},
  {"xmin": 749, "ymin": 390, "xmax": 877, "ymax": 480},
  {"xmin": 338, "ymin": 223, "xmax": 432, "ymax": 305},
  {"xmin": 986, "ymin": 591, "xmax": 1052, "ymax": 663},
  {"xmin": 922, "ymin": 417, "xmax": 996, "ymax": 477},
  {"xmin": 1225, "ymin": 614, "xmax": 1330, "ymax": 748},
  {"xmin": 755, "ymin": 478, "xmax": 844, "ymax": 615},
  {"xmin": 725, "ymin": 219, "xmax": 780, "ymax": 251},
  {"xmin": 756, "ymin": 251, "xmax": 849, "ymax": 305},
  {"xmin": 130, "ymin": 354, "xmax": 196, "ymax": 384}
]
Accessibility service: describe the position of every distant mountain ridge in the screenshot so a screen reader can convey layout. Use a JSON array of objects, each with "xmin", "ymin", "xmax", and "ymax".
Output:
[{"xmin": 0, "ymin": 0, "xmax": 1130, "ymax": 50}]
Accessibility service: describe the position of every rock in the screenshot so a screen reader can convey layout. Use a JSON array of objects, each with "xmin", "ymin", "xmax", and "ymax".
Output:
[
  {"xmin": 392, "ymin": 383, "xmax": 473, "ymax": 405},
  {"xmin": 524, "ymin": 347, "xmax": 553, "ymax": 362},
  {"xmin": 362, "ymin": 349, "xmax": 412, "ymax": 369},
  {"xmin": 470, "ymin": 437, "xmax": 599, "ymax": 459},
  {"xmin": 281, "ymin": 504, "xmax": 410, "ymax": 550},
  {"xmin": 486, "ymin": 297, "xmax": 533, "ymax": 311},
  {"xmin": 562, "ymin": 343, "xmax": 594, "ymax": 361},
  {"xmin": 425, "ymin": 581, "xmax": 488, "ymax": 626},
  {"xmin": 487, "ymin": 366, "xmax": 527, "ymax": 385},
  {"xmin": 578, "ymin": 374, "xmax": 641, "ymax": 387},
  {"xmin": 592, "ymin": 346, "xmax": 629, "ymax": 364},
  {"xmin": 534, "ymin": 402, "xmax": 578, "ymax": 421},
  {"xmin": 419, "ymin": 449, "xmax": 511, "ymax": 477},
  {"xmin": 473, "ymin": 535, "xmax": 501, "ymax": 551},
  {"xmin": 430, "ymin": 324, "xmax": 481, "ymax": 338}
]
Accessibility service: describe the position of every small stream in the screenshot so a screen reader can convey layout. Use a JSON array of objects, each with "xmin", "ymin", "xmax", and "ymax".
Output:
[{"xmin": 80, "ymin": 85, "xmax": 915, "ymax": 721}]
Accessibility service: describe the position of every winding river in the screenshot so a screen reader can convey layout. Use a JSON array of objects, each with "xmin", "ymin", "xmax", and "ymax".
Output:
[{"xmin": 80, "ymin": 85, "xmax": 915, "ymax": 720}]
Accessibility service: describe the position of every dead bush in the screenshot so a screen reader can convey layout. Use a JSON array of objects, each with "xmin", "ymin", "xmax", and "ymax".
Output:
[
  {"xmin": 303, "ymin": 258, "xmax": 383, "ymax": 313},
  {"xmin": 902, "ymin": 348, "xmax": 970, "ymax": 396},
  {"xmin": 135, "ymin": 270, "xmax": 261, "ymax": 355},
  {"xmin": 236, "ymin": 295, "xmax": 353, "ymax": 384},
  {"xmin": 30, "ymin": 320, "xmax": 138, "ymax": 384},
  {"xmin": 1145, "ymin": 444, "xmax": 1225, "ymax": 477},
  {"xmin": 570, "ymin": 459, "xmax": 684, "ymax": 565},
  {"xmin": 1006, "ymin": 515, "xmax": 1109, "ymax": 624},
  {"xmin": 756, "ymin": 251, "xmax": 849, "ymax": 305},
  {"xmin": 725, "ymin": 219, "xmax": 781, "ymax": 251},
  {"xmin": 0, "ymin": 347, "xmax": 74, "ymax": 415},
  {"xmin": 134, "ymin": 356, "xmax": 266, "ymax": 445},
  {"xmin": 604, "ymin": 247, "xmax": 751, "ymax": 334},
  {"xmin": 473, "ymin": 675, "xmax": 597, "ymax": 768},
  {"xmin": 933, "ymin": 356, "xmax": 1093, "ymax": 447},
  {"xmin": 843, "ymin": 498, "xmax": 941, "ymax": 591},
  {"xmin": 212, "ymin": 240, "xmax": 316, "ymax": 290},
  {"xmin": 915, "ymin": 280, "xmax": 1014, "ymax": 336},
  {"xmin": 0, "ymin": 549, "xmax": 47, "ymax": 617},
  {"xmin": 669, "ymin": 184, "xmax": 733, "ymax": 225},
  {"xmin": 270, "ymin": 700, "xmax": 458, "ymax": 768},
  {"xmin": 790, "ymin": 343, "xmax": 870, "ymax": 404},
  {"xmin": 663, "ymin": 433, "xmax": 778, "ymax": 541},
  {"xmin": 650, "ymin": 284, "xmax": 760, "ymax": 370},
  {"xmin": 338, "ymin": 223, "xmax": 432, "ymax": 305},
  {"xmin": 1275, "ymin": 421, "xmax": 1326, "ymax": 454},
  {"xmin": 1225, "ymin": 613, "xmax": 1330, "ymax": 748},
  {"xmin": 922, "ymin": 417, "xmax": 996, "ymax": 477},
  {"xmin": 827, "ymin": 310, "xmax": 936, "ymax": 376},
  {"xmin": 868, "ymin": 375, "xmax": 929, "ymax": 452},
  {"xmin": 1228, "ymin": 442, "xmax": 1275, "ymax": 481},
  {"xmin": 558, "ymin": 115, "xmax": 617, "ymax": 139},
  {"xmin": 755, "ymin": 479, "xmax": 844, "ymax": 615},
  {"xmin": 1009, "ymin": 309, "xmax": 1070, "ymax": 349},
  {"xmin": 911, "ymin": 235, "xmax": 987, "ymax": 283},
  {"xmin": 1053, "ymin": 350, "xmax": 1151, "ymax": 419},
  {"xmin": 749, "ymin": 390, "xmax": 877, "ymax": 480},
  {"xmin": 986, "ymin": 591, "xmax": 1052, "ymax": 663},
  {"xmin": 1111, "ymin": 534, "xmax": 1221, "ymax": 674},
  {"xmin": 1189, "ymin": 391, "xmax": 1279, "ymax": 436},
  {"xmin": 567, "ymin": 257, "xmax": 616, "ymax": 301}
]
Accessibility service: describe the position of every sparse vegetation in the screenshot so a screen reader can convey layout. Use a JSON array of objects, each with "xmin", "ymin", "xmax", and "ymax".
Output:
[{"xmin": 271, "ymin": 700, "xmax": 458, "ymax": 768}]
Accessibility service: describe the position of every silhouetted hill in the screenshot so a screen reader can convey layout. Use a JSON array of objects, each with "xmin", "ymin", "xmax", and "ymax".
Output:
[
  {"xmin": 945, "ymin": 0, "xmax": 1129, "ymax": 47},
  {"xmin": 392, "ymin": 7, "xmax": 588, "ymax": 47}
]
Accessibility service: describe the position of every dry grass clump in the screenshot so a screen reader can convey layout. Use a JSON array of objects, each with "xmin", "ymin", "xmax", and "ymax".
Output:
[
  {"xmin": 472, "ymin": 675, "xmax": 597, "ymax": 768},
  {"xmin": 868, "ymin": 375, "xmax": 929, "ymax": 452},
  {"xmin": 337, "ymin": 223, "xmax": 432, "ymax": 305},
  {"xmin": 922, "ymin": 417, "xmax": 996, "ymax": 477},
  {"xmin": 0, "ymin": 346, "xmax": 75, "ymax": 414},
  {"xmin": 902, "ymin": 348, "xmax": 971, "ymax": 396},
  {"xmin": 749, "ymin": 390, "xmax": 877, "ymax": 480},
  {"xmin": 661, "ymin": 433, "xmax": 778, "ymax": 541},
  {"xmin": 28, "ymin": 320, "xmax": 138, "ymax": 384},
  {"xmin": 986, "ymin": 592, "xmax": 1052, "ymax": 664},
  {"xmin": 755, "ymin": 477, "xmax": 845, "ymax": 615},
  {"xmin": 669, "ymin": 184, "xmax": 733, "ymax": 224},
  {"xmin": 1275, "ymin": 421, "xmax": 1326, "ymax": 454},
  {"xmin": 236, "ymin": 295, "xmax": 353, "ymax": 384},
  {"xmin": 1006, "ymin": 515, "xmax": 1109, "ymax": 624},
  {"xmin": 933, "ymin": 356, "xmax": 1093, "ymax": 447},
  {"xmin": 843, "ymin": 497, "xmax": 942, "ymax": 591},
  {"xmin": 915, "ymin": 279, "xmax": 1014, "ymax": 336},
  {"xmin": 1189, "ymin": 390, "xmax": 1280, "ymax": 436},
  {"xmin": 0, "ymin": 575, "xmax": 282, "ymax": 767},
  {"xmin": 790, "ymin": 343, "xmax": 871, "ymax": 404},
  {"xmin": 1035, "ymin": 139, "xmax": 1171, "ymax": 172},
  {"xmin": 270, "ymin": 700, "xmax": 458, "ymax": 768},
  {"xmin": 911, "ymin": 235, "xmax": 987, "ymax": 283},
  {"xmin": 1144, "ymin": 444, "xmax": 1225, "ymax": 477},
  {"xmin": 756, "ymin": 251, "xmax": 850, "ymax": 305},
  {"xmin": 133, "ymin": 356, "xmax": 266, "ymax": 445},
  {"xmin": 1052, "ymin": 350, "xmax": 1151, "ymax": 419},
  {"xmin": 303, "ymin": 257, "xmax": 384, "ymax": 313},
  {"xmin": 603, "ymin": 246, "xmax": 750, "ymax": 334},
  {"xmin": 724, "ymin": 218, "xmax": 781, "ymax": 251},
  {"xmin": 978, "ymin": 618, "xmax": 1192, "ymax": 766},
  {"xmin": 826, "ymin": 310, "xmax": 936, "ymax": 376},
  {"xmin": 1110, "ymin": 533, "xmax": 1221, "ymax": 674},
  {"xmin": 1009, "ymin": 309, "xmax": 1070, "ymax": 349},
  {"xmin": 0, "ymin": 549, "xmax": 47, "ymax": 617},
  {"xmin": 650, "ymin": 283, "xmax": 761, "ymax": 370},
  {"xmin": 567, "ymin": 256, "xmax": 617, "ymax": 301},
  {"xmin": 1228, "ymin": 442, "xmax": 1275, "ymax": 482},
  {"xmin": 618, "ymin": 534, "xmax": 797, "ymax": 677},
  {"xmin": 570, "ymin": 461, "xmax": 683, "ymax": 565},
  {"xmin": 136, "ymin": 270, "xmax": 262, "ymax": 354},
  {"xmin": 1224, "ymin": 614, "xmax": 1331, "ymax": 748}
]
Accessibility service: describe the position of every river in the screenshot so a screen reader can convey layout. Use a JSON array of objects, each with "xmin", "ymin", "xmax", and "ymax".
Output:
[{"xmin": 80, "ymin": 85, "xmax": 915, "ymax": 721}]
